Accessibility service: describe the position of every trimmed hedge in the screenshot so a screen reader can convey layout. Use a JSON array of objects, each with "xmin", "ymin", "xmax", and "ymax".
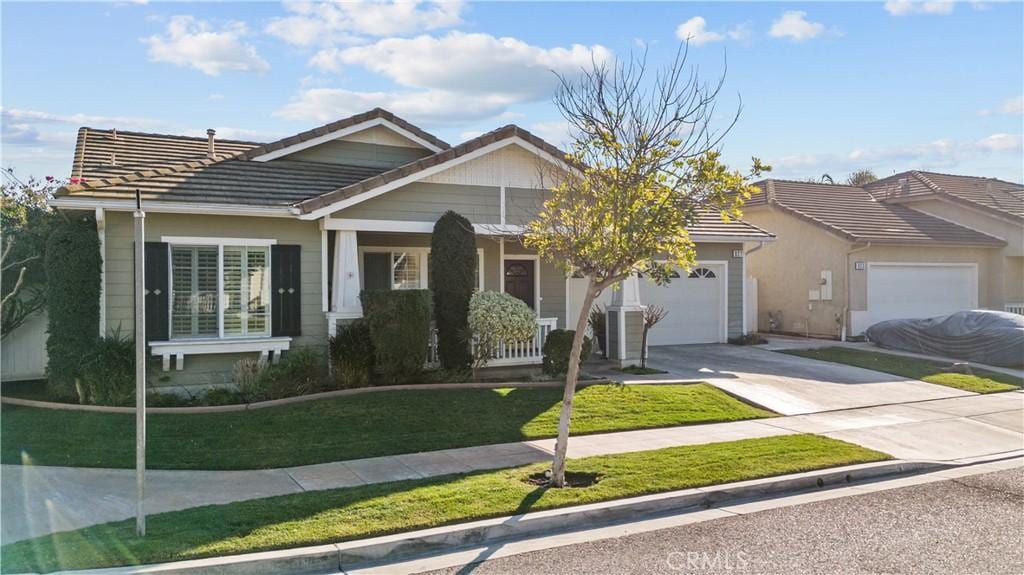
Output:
[
  {"xmin": 361, "ymin": 289, "xmax": 432, "ymax": 383},
  {"xmin": 430, "ymin": 211, "xmax": 476, "ymax": 371},
  {"xmin": 45, "ymin": 215, "xmax": 101, "ymax": 399},
  {"xmin": 329, "ymin": 319, "xmax": 375, "ymax": 388},
  {"xmin": 542, "ymin": 329, "xmax": 593, "ymax": 377}
]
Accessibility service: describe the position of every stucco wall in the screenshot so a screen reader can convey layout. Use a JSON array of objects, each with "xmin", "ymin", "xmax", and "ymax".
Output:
[
  {"xmin": 906, "ymin": 198, "xmax": 1023, "ymax": 257},
  {"xmin": 743, "ymin": 206, "xmax": 1005, "ymax": 338},
  {"xmin": 103, "ymin": 211, "xmax": 326, "ymax": 388}
]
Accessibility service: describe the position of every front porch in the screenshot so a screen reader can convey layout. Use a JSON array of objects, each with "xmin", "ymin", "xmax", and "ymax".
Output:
[{"xmin": 321, "ymin": 219, "xmax": 564, "ymax": 366}]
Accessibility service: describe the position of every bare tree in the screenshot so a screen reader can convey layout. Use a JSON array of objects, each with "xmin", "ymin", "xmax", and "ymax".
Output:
[
  {"xmin": 640, "ymin": 305, "xmax": 668, "ymax": 369},
  {"xmin": 524, "ymin": 45, "xmax": 766, "ymax": 486}
]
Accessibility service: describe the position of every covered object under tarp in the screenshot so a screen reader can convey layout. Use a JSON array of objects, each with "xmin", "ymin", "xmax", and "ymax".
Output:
[{"xmin": 865, "ymin": 310, "xmax": 1024, "ymax": 368}]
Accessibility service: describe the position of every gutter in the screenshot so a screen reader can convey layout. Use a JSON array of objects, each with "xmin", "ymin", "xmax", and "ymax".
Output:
[{"xmin": 843, "ymin": 242, "xmax": 872, "ymax": 341}]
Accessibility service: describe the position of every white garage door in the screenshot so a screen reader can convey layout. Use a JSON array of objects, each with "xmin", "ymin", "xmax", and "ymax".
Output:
[
  {"xmin": 639, "ymin": 264, "xmax": 726, "ymax": 345},
  {"xmin": 565, "ymin": 263, "xmax": 727, "ymax": 345},
  {"xmin": 867, "ymin": 263, "xmax": 977, "ymax": 326}
]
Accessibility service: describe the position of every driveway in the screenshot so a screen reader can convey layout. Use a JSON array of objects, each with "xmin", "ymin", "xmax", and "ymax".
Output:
[{"xmin": 644, "ymin": 344, "xmax": 974, "ymax": 415}]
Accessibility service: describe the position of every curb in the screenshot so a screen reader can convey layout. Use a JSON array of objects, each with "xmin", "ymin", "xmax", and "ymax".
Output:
[
  {"xmin": 0, "ymin": 378, "xmax": 618, "ymax": 415},
  {"xmin": 50, "ymin": 459, "xmax": 947, "ymax": 575}
]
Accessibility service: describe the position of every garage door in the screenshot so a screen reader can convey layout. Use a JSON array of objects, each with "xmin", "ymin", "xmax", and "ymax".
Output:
[
  {"xmin": 639, "ymin": 264, "xmax": 725, "ymax": 345},
  {"xmin": 867, "ymin": 263, "xmax": 977, "ymax": 326}
]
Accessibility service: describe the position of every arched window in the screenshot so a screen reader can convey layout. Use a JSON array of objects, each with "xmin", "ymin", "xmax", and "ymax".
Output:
[
  {"xmin": 505, "ymin": 263, "xmax": 530, "ymax": 277},
  {"xmin": 688, "ymin": 267, "xmax": 717, "ymax": 279}
]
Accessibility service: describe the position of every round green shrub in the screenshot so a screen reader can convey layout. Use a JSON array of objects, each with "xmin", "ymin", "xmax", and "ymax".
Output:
[
  {"xmin": 430, "ymin": 211, "xmax": 476, "ymax": 371},
  {"xmin": 542, "ymin": 329, "xmax": 593, "ymax": 377},
  {"xmin": 45, "ymin": 215, "xmax": 101, "ymax": 399},
  {"xmin": 468, "ymin": 291, "xmax": 537, "ymax": 367},
  {"xmin": 361, "ymin": 289, "xmax": 432, "ymax": 383}
]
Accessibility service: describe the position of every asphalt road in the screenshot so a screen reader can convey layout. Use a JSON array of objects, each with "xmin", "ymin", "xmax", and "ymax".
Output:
[{"xmin": 421, "ymin": 468, "xmax": 1024, "ymax": 575}]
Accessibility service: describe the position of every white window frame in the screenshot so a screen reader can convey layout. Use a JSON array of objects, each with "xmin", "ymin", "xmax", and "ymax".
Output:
[
  {"xmin": 163, "ymin": 237, "xmax": 275, "ymax": 341},
  {"xmin": 358, "ymin": 246, "xmax": 485, "ymax": 291}
]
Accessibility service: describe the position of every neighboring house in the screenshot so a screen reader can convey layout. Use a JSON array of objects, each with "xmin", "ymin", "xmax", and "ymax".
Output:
[
  {"xmin": 49, "ymin": 108, "xmax": 773, "ymax": 388},
  {"xmin": 742, "ymin": 173, "xmax": 1022, "ymax": 339}
]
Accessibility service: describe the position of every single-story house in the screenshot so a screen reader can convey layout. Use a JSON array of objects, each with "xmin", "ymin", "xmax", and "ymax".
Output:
[
  {"xmin": 50, "ymin": 108, "xmax": 774, "ymax": 388},
  {"xmin": 741, "ymin": 173, "xmax": 1022, "ymax": 339}
]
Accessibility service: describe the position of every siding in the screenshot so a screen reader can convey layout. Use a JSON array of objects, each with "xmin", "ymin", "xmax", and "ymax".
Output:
[
  {"xmin": 506, "ymin": 187, "xmax": 546, "ymax": 226},
  {"xmin": 282, "ymin": 140, "xmax": 430, "ymax": 169},
  {"xmin": 337, "ymin": 182, "xmax": 501, "ymax": 224},
  {"xmin": 422, "ymin": 144, "xmax": 551, "ymax": 188},
  {"xmin": 624, "ymin": 310, "xmax": 643, "ymax": 357},
  {"xmin": 607, "ymin": 312, "xmax": 620, "ymax": 360},
  {"xmin": 103, "ymin": 211, "xmax": 325, "ymax": 387},
  {"xmin": 693, "ymin": 242, "xmax": 747, "ymax": 339}
]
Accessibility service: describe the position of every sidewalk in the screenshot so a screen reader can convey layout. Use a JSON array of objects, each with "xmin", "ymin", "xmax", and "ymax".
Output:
[{"xmin": 3, "ymin": 391, "xmax": 1021, "ymax": 544}]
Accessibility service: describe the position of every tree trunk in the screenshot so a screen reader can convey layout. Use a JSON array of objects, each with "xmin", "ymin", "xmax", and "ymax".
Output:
[
  {"xmin": 640, "ymin": 326, "xmax": 649, "ymax": 369},
  {"xmin": 550, "ymin": 276, "xmax": 599, "ymax": 487}
]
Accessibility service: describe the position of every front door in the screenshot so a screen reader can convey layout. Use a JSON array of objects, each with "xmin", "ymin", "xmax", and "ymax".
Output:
[{"xmin": 504, "ymin": 260, "xmax": 535, "ymax": 310}]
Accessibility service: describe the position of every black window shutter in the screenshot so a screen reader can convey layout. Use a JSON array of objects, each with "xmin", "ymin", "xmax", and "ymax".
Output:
[
  {"xmin": 272, "ymin": 245, "xmax": 302, "ymax": 337},
  {"xmin": 143, "ymin": 242, "xmax": 169, "ymax": 342},
  {"xmin": 363, "ymin": 252, "xmax": 391, "ymax": 291}
]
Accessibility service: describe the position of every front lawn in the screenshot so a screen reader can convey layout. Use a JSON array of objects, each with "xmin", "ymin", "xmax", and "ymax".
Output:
[
  {"xmin": 0, "ymin": 434, "xmax": 887, "ymax": 573},
  {"xmin": 781, "ymin": 347, "xmax": 1022, "ymax": 393},
  {"xmin": 2, "ymin": 383, "xmax": 775, "ymax": 470}
]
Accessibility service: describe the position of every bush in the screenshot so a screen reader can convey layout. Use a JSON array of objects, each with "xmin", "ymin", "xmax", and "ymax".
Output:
[
  {"xmin": 329, "ymin": 319, "xmax": 375, "ymax": 388},
  {"xmin": 233, "ymin": 358, "xmax": 268, "ymax": 401},
  {"xmin": 252, "ymin": 347, "xmax": 327, "ymax": 400},
  {"xmin": 588, "ymin": 304, "xmax": 607, "ymax": 359},
  {"xmin": 361, "ymin": 289, "xmax": 432, "ymax": 383},
  {"xmin": 78, "ymin": 329, "xmax": 135, "ymax": 406},
  {"xmin": 542, "ymin": 329, "xmax": 593, "ymax": 377},
  {"xmin": 468, "ymin": 291, "xmax": 537, "ymax": 367},
  {"xmin": 430, "ymin": 211, "xmax": 477, "ymax": 372},
  {"xmin": 203, "ymin": 387, "xmax": 244, "ymax": 406},
  {"xmin": 45, "ymin": 215, "xmax": 101, "ymax": 399},
  {"xmin": 728, "ymin": 333, "xmax": 767, "ymax": 346}
]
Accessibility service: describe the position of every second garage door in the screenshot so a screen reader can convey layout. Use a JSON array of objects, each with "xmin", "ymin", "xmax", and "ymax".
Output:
[
  {"xmin": 639, "ymin": 263, "xmax": 726, "ymax": 345},
  {"xmin": 866, "ymin": 263, "xmax": 977, "ymax": 327}
]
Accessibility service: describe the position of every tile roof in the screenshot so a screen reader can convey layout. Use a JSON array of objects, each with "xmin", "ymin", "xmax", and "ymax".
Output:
[
  {"xmin": 58, "ymin": 159, "xmax": 387, "ymax": 207},
  {"xmin": 690, "ymin": 208, "xmax": 774, "ymax": 239},
  {"xmin": 235, "ymin": 108, "xmax": 450, "ymax": 160},
  {"xmin": 865, "ymin": 170, "xmax": 1024, "ymax": 221},
  {"xmin": 750, "ymin": 179, "xmax": 1006, "ymax": 247},
  {"xmin": 296, "ymin": 123, "xmax": 571, "ymax": 214},
  {"xmin": 71, "ymin": 127, "xmax": 261, "ymax": 180}
]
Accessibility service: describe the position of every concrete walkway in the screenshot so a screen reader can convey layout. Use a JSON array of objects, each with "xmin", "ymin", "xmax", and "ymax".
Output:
[{"xmin": 3, "ymin": 391, "xmax": 1021, "ymax": 545}]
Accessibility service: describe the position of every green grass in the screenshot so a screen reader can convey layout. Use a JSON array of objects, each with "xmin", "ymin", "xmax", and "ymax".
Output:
[
  {"xmin": 2, "ymin": 383, "xmax": 775, "ymax": 470},
  {"xmin": 781, "ymin": 347, "xmax": 1022, "ymax": 393},
  {"xmin": 0, "ymin": 434, "xmax": 887, "ymax": 573}
]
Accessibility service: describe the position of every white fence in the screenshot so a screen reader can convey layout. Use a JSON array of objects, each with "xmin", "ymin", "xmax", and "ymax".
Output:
[
  {"xmin": 1, "ymin": 311, "xmax": 48, "ymax": 382},
  {"xmin": 1005, "ymin": 303, "xmax": 1024, "ymax": 316},
  {"xmin": 428, "ymin": 317, "xmax": 558, "ymax": 367}
]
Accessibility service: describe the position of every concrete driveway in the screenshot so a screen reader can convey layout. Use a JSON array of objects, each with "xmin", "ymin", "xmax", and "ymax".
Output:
[{"xmin": 645, "ymin": 344, "xmax": 974, "ymax": 415}]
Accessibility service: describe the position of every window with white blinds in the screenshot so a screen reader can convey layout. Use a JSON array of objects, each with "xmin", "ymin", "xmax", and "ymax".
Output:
[{"xmin": 170, "ymin": 244, "xmax": 270, "ymax": 339}]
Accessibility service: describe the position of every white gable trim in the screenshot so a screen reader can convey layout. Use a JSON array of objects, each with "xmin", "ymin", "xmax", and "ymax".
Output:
[
  {"xmin": 299, "ymin": 136, "xmax": 570, "ymax": 221},
  {"xmin": 251, "ymin": 117, "xmax": 444, "ymax": 162}
]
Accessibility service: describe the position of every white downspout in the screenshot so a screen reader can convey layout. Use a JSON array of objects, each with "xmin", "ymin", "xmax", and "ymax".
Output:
[{"xmin": 844, "ymin": 242, "xmax": 872, "ymax": 341}]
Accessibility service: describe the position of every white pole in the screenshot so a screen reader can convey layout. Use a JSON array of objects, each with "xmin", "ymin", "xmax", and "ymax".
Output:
[{"xmin": 133, "ymin": 190, "xmax": 146, "ymax": 537}]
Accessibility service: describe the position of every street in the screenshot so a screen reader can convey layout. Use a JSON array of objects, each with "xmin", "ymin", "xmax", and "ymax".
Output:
[{"xmin": 422, "ymin": 468, "xmax": 1024, "ymax": 575}]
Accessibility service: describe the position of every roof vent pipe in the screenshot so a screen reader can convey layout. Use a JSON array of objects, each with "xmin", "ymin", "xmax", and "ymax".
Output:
[
  {"xmin": 207, "ymin": 129, "xmax": 216, "ymax": 157},
  {"xmin": 898, "ymin": 177, "xmax": 909, "ymax": 196},
  {"xmin": 112, "ymin": 128, "xmax": 118, "ymax": 140}
]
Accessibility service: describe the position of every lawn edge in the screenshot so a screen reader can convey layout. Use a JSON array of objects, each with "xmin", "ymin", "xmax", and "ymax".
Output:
[{"xmin": 32, "ymin": 459, "xmax": 943, "ymax": 575}]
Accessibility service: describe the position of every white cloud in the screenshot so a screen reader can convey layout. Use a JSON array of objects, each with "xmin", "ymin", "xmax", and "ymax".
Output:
[
  {"xmin": 980, "ymin": 95, "xmax": 1024, "ymax": 116},
  {"xmin": 675, "ymin": 17, "xmax": 723, "ymax": 46},
  {"xmin": 208, "ymin": 93, "xmax": 225, "ymax": 101},
  {"xmin": 528, "ymin": 120, "xmax": 572, "ymax": 147},
  {"xmin": 727, "ymin": 22, "xmax": 753, "ymax": 42},
  {"xmin": 768, "ymin": 11, "xmax": 826, "ymax": 42},
  {"xmin": 883, "ymin": 1, "xmax": 955, "ymax": 16},
  {"xmin": 143, "ymin": 15, "xmax": 269, "ymax": 76},
  {"xmin": 266, "ymin": 0, "xmax": 464, "ymax": 47},
  {"xmin": 181, "ymin": 127, "xmax": 282, "ymax": 142},
  {"xmin": 274, "ymin": 88, "xmax": 518, "ymax": 125},
  {"xmin": 313, "ymin": 32, "xmax": 612, "ymax": 103},
  {"xmin": 976, "ymin": 133, "xmax": 1022, "ymax": 152},
  {"xmin": 0, "ymin": 107, "xmax": 166, "ymax": 130},
  {"xmin": 459, "ymin": 130, "xmax": 483, "ymax": 141}
]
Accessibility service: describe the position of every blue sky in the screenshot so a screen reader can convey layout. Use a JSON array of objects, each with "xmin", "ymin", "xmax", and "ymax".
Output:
[{"xmin": 2, "ymin": 1, "xmax": 1022, "ymax": 182}]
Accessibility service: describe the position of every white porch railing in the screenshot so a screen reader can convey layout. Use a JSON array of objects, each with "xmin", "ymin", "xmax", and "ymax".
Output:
[
  {"xmin": 1005, "ymin": 303, "xmax": 1024, "ymax": 316},
  {"xmin": 427, "ymin": 317, "xmax": 558, "ymax": 367}
]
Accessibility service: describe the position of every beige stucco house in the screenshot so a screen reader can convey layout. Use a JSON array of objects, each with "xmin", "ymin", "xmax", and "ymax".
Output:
[
  {"xmin": 48, "ymin": 109, "xmax": 773, "ymax": 388},
  {"xmin": 742, "ymin": 173, "xmax": 1022, "ymax": 339}
]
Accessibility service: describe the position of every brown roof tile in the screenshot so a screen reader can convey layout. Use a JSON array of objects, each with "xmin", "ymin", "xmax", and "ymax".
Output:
[
  {"xmin": 865, "ymin": 170, "xmax": 1024, "ymax": 220},
  {"xmin": 751, "ymin": 179, "xmax": 1005, "ymax": 247}
]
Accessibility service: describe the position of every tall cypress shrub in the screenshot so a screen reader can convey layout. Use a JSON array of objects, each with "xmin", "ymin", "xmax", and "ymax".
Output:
[
  {"xmin": 430, "ymin": 211, "xmax": 476, "ymax": 371},
  {"xmin": 45, "ymin": 214, "xmax": 101, "ymax": 398}
]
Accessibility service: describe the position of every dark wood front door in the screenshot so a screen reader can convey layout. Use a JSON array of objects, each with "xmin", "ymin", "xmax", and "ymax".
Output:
[{"xmin": 504, "ymin": 260, "xmax": 535, "ymax": 310}]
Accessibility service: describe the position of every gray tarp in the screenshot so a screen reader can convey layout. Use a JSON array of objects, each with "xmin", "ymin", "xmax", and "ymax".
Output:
[{"xmin": 865, "ymin": 310, "xmax": 1024, "ymax": 367}]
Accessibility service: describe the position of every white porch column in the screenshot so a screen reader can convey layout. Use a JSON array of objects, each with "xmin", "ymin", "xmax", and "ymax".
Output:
[
  {"xmin": 332, "ymin": 230, "xmax": 362, "ymax": 314},
  {"xmin": 606, "ymin": 274, "xmax": 645, "ymax": 367}
]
